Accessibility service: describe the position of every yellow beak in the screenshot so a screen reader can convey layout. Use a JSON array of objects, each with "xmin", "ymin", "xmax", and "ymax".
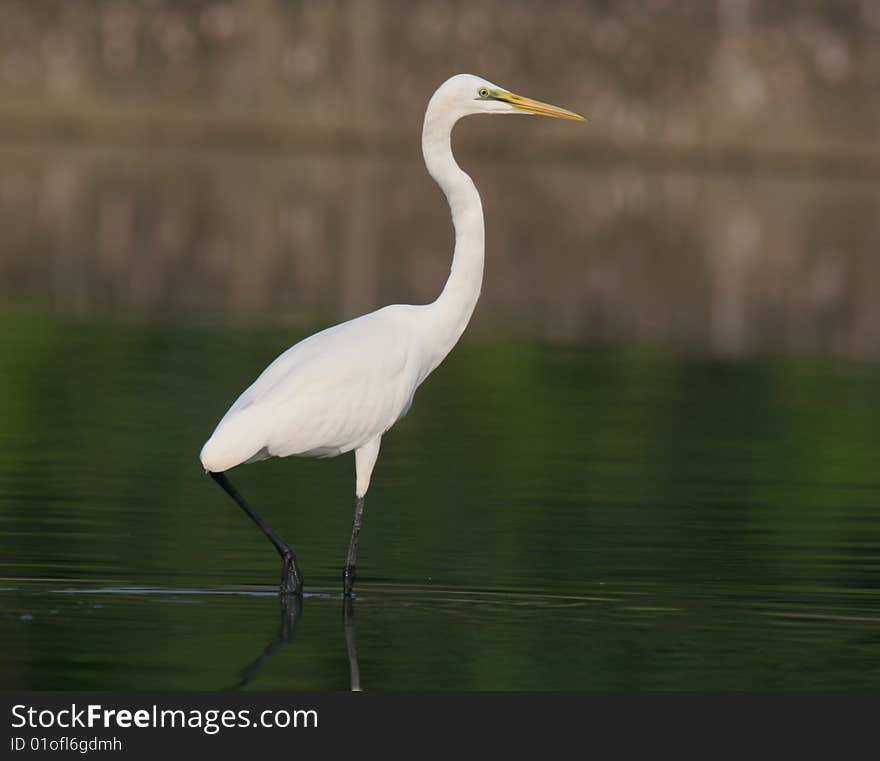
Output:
[{"xmin": 498, "ymin": 91, "xmax": 586, "ymax": 122}]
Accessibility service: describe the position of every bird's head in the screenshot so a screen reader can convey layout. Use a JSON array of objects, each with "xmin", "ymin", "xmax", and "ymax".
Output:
[{"xmin": 429, "ymin": 73, "xmax": 585, "ymax": 123}]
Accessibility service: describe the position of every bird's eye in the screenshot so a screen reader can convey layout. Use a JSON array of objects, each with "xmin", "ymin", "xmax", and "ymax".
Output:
[{"xmin": 478, "ymin": 88, "xmax": 490, "ymax": 98}]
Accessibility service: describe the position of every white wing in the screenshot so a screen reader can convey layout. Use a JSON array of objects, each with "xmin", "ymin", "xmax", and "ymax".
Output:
[{"xmin": 200, "ymin": 305, "xmax": 426, "ymax": 472}]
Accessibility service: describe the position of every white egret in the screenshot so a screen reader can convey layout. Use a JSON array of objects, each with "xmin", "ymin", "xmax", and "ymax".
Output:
[{"xmin": 200, "ymin": 73, "xmax": 584, "ymax": 596}]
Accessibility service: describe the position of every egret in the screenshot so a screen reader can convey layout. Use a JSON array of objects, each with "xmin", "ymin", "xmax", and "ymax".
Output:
[{"xmin": 200, "ymin": 73, "xmax": 584, "ymax": 596}]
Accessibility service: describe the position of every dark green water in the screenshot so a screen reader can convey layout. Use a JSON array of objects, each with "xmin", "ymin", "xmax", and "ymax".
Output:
[{"xmin": 1, "ymin": 314, "xmax": 879, "ymax": 689}]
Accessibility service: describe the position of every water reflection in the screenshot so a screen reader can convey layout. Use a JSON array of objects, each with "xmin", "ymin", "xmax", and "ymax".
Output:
[
  {"xmin": 1, "ymin": 145, "xmax": 879, "ymax": 356},
  {"xmin": 343, "ymin": 598, "xmax": 362, "ymax": 692},
  {"xmin": 229, "ymin": 594, "xmax": 303, "ymax": 691},
  {"xmin": 5, "ymin": 580, "xmax": 879, "ymax": 689},
  {"xmin": 228, "ymin": 595, "xmax": 362, "ymax": 691}
]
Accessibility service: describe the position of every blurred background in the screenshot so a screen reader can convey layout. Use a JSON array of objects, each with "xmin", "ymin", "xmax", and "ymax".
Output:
[
  {"xmin": 1, "ymin": 1, "xmax": 879, "ymax": 690},
  {"xmin": 2, "ymin": 0, "xmax": 880, "ymax": 352}
]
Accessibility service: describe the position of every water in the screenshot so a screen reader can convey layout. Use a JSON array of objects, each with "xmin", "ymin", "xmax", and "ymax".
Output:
[
  {"xmin": 1, "ymin": 145, "xmax": 879, "ymax": 689},
  {"xmin": 1, "ymin": 318, "xmax": 878, "ymax": 689}
]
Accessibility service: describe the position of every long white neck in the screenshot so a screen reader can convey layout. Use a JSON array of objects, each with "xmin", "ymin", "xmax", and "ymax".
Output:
[{"xmin": 421, "ymin": 102, "xmax": 485, "ymax": 368}]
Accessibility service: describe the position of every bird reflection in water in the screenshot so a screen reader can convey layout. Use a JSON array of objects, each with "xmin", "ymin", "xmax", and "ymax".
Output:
[
  {"xmin": 343, "ymin": 597, "xmax": 361, "ymax": 692},
  {"xmin": 228, "ymin": 595, "xmax": 362, "ymax": 692}
]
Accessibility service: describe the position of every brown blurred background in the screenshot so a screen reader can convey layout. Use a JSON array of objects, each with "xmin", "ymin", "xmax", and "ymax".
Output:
[{"xmin": 1, "ymin": 0, "xmax": 879, "ymax": 355}]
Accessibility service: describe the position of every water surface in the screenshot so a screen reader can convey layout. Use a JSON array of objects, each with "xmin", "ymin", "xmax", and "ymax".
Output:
[{"xmin": 1, "ymin": 316, "xmax": 878, "ymax": 689}]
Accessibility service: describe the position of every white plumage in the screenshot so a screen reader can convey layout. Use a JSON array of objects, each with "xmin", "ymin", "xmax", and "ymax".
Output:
[
  {"xmin": 200, "ymin": 74, "xmax": 583, "ymax": 595},
  {"xmin": 202, "ymin": 305, "xmax": 423, "ymax": 472}
]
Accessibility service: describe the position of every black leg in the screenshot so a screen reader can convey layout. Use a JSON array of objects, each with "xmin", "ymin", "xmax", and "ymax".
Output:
[
  {"xmin": 342, "ymin": 496, "xmax": 365, "ymax": 596},
  {"xmin": 209, "ymin": 471, "xmax": 303, "ymax": 595}
]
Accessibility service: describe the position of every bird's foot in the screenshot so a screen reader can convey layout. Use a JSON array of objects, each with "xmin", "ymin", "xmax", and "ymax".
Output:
[
  {"xmin": 342, "ymin": 564, "xmax": 356, "ymax": 597},
  {"xmin": 280, "ymin": 549, "xmax": 303, "ymax": 596}
]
